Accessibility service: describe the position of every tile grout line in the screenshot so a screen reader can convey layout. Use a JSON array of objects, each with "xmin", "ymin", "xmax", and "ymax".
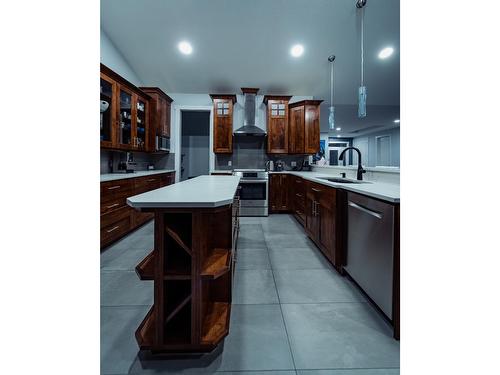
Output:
[{"xmin": 265, "ymin": 222, "xmax": 299, "ymax": 373}]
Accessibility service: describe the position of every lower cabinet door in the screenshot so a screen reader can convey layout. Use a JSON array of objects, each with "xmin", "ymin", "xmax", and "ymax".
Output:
[{"xmin": 318, "ymin": 203, "xmax": 335, "ymax": 262}]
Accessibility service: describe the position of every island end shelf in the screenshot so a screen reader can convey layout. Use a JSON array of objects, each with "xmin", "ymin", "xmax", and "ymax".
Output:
[{"xmin": 127, "ymin": 175, "xmax": 241, "ymax": 353}]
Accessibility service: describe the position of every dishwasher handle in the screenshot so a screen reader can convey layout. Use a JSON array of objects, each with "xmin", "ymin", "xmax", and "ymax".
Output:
[{"xmin": 348, "ymin": 201, "xmax": 383, "ymax": 219}]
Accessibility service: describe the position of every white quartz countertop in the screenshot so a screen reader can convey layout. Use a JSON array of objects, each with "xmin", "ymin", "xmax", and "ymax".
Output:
[
  {"xmin": 100, "ymin": 169, "xmax": 176, "ymax": 182},
  {"xmin": 270, "ymin": 171, "xmax": 400, "ymax": 203},
  {"xmin": 127, "ymin": 175, "xmax": 241, "ymax": 209}
]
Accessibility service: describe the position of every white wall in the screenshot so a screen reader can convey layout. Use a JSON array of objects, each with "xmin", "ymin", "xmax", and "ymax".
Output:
[
  {"xmin": 100, "ymin": 29, "xmax": 142, "ymax": 86},
  {"xmin": 352, "ymin": 127, "xmax": 400, "ymax": 167}
]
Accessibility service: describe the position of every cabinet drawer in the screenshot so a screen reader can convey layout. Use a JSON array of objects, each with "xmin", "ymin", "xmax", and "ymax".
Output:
[
  {"xmin": 134, "ymin": 175, "xmax": 162, "ymax": 193},
  {"xmin": 101, "ymin": 215, "xmax": 132, "ymax": 245},
  {"xmin": 100, "ymin": 196, "xmax": 128, "ymax": 215},
  {"xmin": 101, "ymin": 179, "xmax": 135, "ymax": 202}
]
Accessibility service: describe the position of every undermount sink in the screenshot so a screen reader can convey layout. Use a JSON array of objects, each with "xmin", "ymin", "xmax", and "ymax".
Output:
[{"xmin": 317, "ymin": 177, "xmax": 371, "ymax": 184}]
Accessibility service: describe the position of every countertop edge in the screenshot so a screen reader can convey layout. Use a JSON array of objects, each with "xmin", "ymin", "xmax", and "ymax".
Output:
[
  {"xmin": 100, "ymin": 169, "xmax": 176, "ymax": 182},
  {"xmin": 271, "ymin": 171, "xmax": 400, "ymax": 203}
]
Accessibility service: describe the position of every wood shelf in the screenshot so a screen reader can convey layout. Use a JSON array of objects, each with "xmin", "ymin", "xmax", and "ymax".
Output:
[
  {"xmin": 135, "ymin": 250, "xmax": 154, "ymax": 280},
  {"xmin": 135, "ymin": 306, "xmax": 155, "ymax": 350},
  {"xmin": 166, "ymin": 225, "xmax": 192, "ymax": 256},
  {"xmin": 201, "ymin": 249, "xmax": 231, "ymax": 280},
  {"xmin": 201, "ymin": 302, "xmax": 230, "ymax": 345}
]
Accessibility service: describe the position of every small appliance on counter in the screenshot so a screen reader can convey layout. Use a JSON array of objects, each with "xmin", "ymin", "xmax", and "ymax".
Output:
[
  {"xmin": 118, "ymin": 152, "xmax": 136, "ymax": 173},
  {"xmin": 301, "ymin": 159, "xmax": 312, "ymax": 171},
  {"xmin": 265, "ymin": 160, "xmax": 274, "ymax": 172},
  {"xmin": 275, "ymin": 161, "xmax": 285, "ymax": 171}
]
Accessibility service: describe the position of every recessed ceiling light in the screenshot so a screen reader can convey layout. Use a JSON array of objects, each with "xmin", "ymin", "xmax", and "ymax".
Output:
[
  {"xmin": 378, "ymin": 47, "xmax": 394, "ymax": 59},
  {"xmin": 337, "ymin": 134, "xmax": 341, "ymax": 137},
  {"xmin": 394, "ymin": 119, "xmax": 400, "ymax": 123},
  {"xmin": 178, "ymin": 41, "xmax": 192, "ymax": 55},
  {"xmin": 336, "ymin": 127, "xmax": 341, "ymax": 131},
  {"xmin": 290, "ymin": 44, "xmax": 304, "ymax": 57}
]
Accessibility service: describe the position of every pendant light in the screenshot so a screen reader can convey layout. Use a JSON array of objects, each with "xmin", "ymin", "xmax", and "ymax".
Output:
[
  {"xmin": 357, "ymin": 0, "xmax": 367, "ymax": 118},
  {"xmin": 328, "ymin": 55, "xmax": 336, "ymax": 130}
]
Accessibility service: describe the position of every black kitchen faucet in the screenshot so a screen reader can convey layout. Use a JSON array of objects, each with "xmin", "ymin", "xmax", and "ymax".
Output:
[{"xmin": 339, "ymin": 147, "xmax": 366, "ymax": 181}]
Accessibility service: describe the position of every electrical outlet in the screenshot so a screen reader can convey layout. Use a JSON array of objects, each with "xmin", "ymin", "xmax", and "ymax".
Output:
[
  {"xmin": 228, "ymin": 160, "xmax": 232, "ymax": 166},
  {"xmin": 291, "ymin": 161, "xmax": 297, "ymax": 167}
]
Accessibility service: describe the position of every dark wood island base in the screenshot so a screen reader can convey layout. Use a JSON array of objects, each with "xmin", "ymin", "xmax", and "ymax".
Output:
[{"xmin": 134, "ymin": 201, "xmax": 239, "ymax": 354}]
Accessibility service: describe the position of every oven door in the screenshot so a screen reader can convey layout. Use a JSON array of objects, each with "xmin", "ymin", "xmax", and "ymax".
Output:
[{"xmin": 238, "ymin": 180, "xmax": 268, "ymax": 206}]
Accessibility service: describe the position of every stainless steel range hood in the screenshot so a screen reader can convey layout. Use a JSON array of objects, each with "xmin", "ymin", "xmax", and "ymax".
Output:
[{"xmin": 234, "ymin": 88, "xmax": 266, "ymax": 136}]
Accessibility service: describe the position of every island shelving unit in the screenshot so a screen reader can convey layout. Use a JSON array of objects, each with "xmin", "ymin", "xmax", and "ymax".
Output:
[{"xmin": 127, "ymin": 175, "xmax": 240, "ymax": 353}]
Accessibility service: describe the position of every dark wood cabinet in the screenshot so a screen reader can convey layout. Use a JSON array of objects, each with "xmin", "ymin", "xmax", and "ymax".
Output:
[
  {"xmin": 140, "ymin": 87, "xmax": 174, "ymax": 149},
  {"xmin": 304, "ymin": 181, "xmax": 343, "ymax": 268},
  {"xmin": 289, "ymin": 105, "xmax": 305, "ymax": 154},
  {"xmin": 210, "ymin": 94, "xmax": 236, "ymax": 153},
  {"xmin": 100, "ymin": 172, "xmax": 175, "ymax": 248},
  {"xmin": 288, "ymin": 100, "xmax": 323, "ymax": 154},
  {"xmin": 263, "ymin": 96, "xmax": 292, "ymax": 154},
  {"xmin": 269, "ymin": 174, "xmax": 289, "ymax": 212},
  {"xmin": 100, "ymin": 64, "xmax": 153, "ymax": 152},
  {"xmin": 291, "ymin": 176, "xmax": 306, "ymax": 225}
]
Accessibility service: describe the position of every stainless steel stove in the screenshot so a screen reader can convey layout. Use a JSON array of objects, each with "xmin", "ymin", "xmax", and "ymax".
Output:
[{"xmin": 232, "ymin": 169, "xmax": 268, "ymax": 216}]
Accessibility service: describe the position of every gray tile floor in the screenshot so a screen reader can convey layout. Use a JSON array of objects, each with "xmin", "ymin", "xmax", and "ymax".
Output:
[{"xmin": 101, "ymin": 214, "xmax": 399, "ymax": 375}]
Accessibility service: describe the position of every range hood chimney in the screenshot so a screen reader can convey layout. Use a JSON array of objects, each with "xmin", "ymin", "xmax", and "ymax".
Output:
[{"xmin": 234, "ymin": 88, "xmax": 266, "ymax": 136}]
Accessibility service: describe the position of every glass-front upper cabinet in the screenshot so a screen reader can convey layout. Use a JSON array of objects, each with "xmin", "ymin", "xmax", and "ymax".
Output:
[
  {"xmin": 118, "ymin": 87, "xmax": 133, "ymax": 148},
  {"xmin": 100, "ymin": 74, "xmax": 115, "ymax": 147},
  {"xmin": 136, "ymin": 97, "xmax": 147, "ymax": 150}
]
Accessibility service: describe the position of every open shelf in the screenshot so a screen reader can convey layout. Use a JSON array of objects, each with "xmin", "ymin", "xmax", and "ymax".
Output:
[
  {"xmin": 135, "ymin": 250, "xmax": 154, "ymax": 280},
  {"xmin": 164, "ymin": 280, "xmax": 191, "ymax": 324},
  {"xmin": 164, "ymin": 235, "xmax": 192, "ymax": 276},
  {"xmin": 164, "ymin": 295, "xmax": 191, "ymax": 345},
  {"xmin": 201, "ymin": 302, "xmax": 230, "ymax": 345},
  {"xmin": 165, "ymin": 213, "xmax": 192, "ymax": 249},
  {"xmin": 135, "ymin": 306, "xmax": 155, "ymax": 350},
  {"xmin": 201, "ymin": 248, "xmax": 231, "ymax": 280}
]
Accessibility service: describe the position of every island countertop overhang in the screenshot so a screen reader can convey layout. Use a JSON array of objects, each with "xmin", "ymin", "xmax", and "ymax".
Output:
[{"xmin": 127, "ymin": 175, "xmax": 241, "ymax": 209}]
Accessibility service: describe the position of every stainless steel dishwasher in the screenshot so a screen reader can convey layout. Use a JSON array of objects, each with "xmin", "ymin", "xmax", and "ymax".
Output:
[{"xmin": 344, "ymin": 192, "xmax": 395, "ymax": 319}]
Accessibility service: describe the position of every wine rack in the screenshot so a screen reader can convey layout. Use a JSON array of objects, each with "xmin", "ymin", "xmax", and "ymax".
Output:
[{"xmin": 134, "ymin": 198, "xmax": 239, "ymax": 353}]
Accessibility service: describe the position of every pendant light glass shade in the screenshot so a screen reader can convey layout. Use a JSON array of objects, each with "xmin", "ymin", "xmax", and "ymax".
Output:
[
  {"xmin": 328, "ymin": 55, "xmax": 336, "ymax": 130},
  {"xmin": 358, "ymin": 86, "xmax": 366, "ymax": 118},
  {"xmin": 328, "ymin": 106, "xmax": 335, "ymax": 129}
]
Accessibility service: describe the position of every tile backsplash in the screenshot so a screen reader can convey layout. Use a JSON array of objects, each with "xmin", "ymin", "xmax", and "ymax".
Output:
[
  {"xmin": 100, "ymin": 150, "xmax": 175, "ymax": 174},
  {"xmin": 214, "ymin": 137, "xmax": 308, "ymax": 170}
]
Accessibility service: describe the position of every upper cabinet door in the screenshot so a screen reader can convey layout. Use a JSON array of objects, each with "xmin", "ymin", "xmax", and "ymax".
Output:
[
  {"xmin": 135, "ymin": 95, "xmax": 148, "ymax": 151},
  {"xmin": 100, "ymin": 73, "xmax": 116, "ymax": 148},
  {"xmin": 117, "ymin": 86, "xmax": 135, "ymax": 149},
  {"xmin": 266, "ymin": 100, "xmax": 289, "ymax": 154},
  {"xmin": 211, "ymin": 96, "xmax": 235, "ymax": 153},
  {"xmin": 304, "ymin": 104, "xmax": 321, "ymax": 154},
  {"xmin": 289, "ymin": 105, "xmax": 305, "ymax": 154}
]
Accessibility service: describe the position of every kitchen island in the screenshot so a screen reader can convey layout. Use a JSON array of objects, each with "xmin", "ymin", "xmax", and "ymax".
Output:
[{"xmin": 127, "ymin": 175, "xmax": 241, "ymax": 353}]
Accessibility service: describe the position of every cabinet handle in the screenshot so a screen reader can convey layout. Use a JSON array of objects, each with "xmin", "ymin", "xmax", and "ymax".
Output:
[
  {"xmin": 107, "ymin": 185, "xmax": 121, "ymax": 190},
  {"xmin": 315, "ymin": 201, "xmax": 320, "ymax": 216},
  {"xmin": 147, "ymin": 178, "xmax": 156, "ymax": 182},
  {"xmin": 312, "ymin": 201, "xmax": 316, "ymax": 216},
  {"xmin": 106, "ymin": 203, "xmax": 120, "ymax": 209},
  {"xmin": 348, "ymin": 201, "xmax": 383, "ymax": 219},
  {"xmin": 296, "ymin": 193, "xmax": 302, "ymax": 197},
  {"xmin": 312, "ymin": 188, "xmax": 322, "ymax": 192},
  {"xmin": 106, "ymin": 225, "xmax": 120, "ymax": 233}
]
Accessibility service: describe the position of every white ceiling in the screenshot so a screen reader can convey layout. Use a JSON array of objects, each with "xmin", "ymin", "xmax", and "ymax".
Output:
[{"xmin": 101, "ymin": 0, "xmax": 400, "ymax": 134}]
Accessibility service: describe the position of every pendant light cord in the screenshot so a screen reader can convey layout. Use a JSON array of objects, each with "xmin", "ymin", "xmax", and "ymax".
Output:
[
  {"xmin": 360, "ymin": 6, "xmax": 364, "ymax": 86},
  {"xmin": 330, "ymin": 60, "xmax": 334, "ymax": 105}
]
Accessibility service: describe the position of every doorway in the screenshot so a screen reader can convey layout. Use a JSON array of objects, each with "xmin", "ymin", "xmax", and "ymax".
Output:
[{"xmin": 180, "ymin": 111, "xmax": 210, "ymax": 181}]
